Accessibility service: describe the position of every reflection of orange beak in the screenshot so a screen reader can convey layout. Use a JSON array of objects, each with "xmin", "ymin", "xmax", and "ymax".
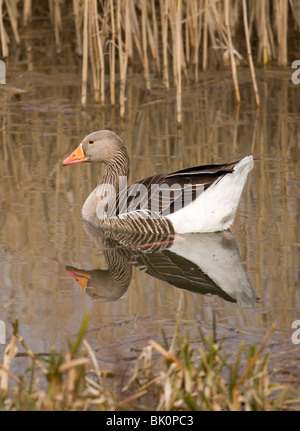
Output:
[
  {"xmin": 66, "ymin": 266, "xmax": 90, "ymax": 290},
  {"xmin": 63, "ymin": 144, "xmax": 88, "ymax": 165}
]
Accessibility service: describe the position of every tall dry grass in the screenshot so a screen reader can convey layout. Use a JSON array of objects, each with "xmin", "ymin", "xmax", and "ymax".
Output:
[{"xmin": 0, "ymin": 0, "xmax": 299, "ymax": 120}]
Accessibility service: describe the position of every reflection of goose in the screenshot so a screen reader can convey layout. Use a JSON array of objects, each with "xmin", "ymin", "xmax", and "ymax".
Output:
[
  {"xmin": 67, "ymin": 229, "xmax": 132, "ymax": 301},
  {"xmin": 66, "ymin": 222, "xmax": 256, "ymax": 307},
  {"xmin": 63, "ymin": 130, "xmax": 253, "ymax": 234}
]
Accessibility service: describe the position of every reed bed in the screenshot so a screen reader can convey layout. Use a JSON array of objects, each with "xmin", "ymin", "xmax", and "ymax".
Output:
[
  {"xmin": 0, "ymin": 317, "xmax": 299, "ymax": 411},
  {"xmin": 1, "ymin": 0, "xmax": 299, "ymax": 121}
]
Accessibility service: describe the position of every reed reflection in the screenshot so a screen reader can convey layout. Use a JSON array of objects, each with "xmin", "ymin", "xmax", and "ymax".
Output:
[{"xmin": 66, "ymin": 222, "xmax": 256, "ymax": 307}]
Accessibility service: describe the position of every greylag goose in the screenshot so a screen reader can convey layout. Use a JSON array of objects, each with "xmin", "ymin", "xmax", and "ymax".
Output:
[{"xmin": 63, "ymin": 130, "xmax": 254, "ymax": 234}]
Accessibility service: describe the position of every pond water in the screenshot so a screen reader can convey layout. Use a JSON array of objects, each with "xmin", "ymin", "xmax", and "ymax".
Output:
[{"xmin": 0, "ymin": 55, "xmax": 299, "ymax": 382}]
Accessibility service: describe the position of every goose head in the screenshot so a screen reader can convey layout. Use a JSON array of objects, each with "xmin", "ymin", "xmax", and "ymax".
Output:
[{"xmin": 62, "ymin": 130, "xmax": 127, "ymax": 165}]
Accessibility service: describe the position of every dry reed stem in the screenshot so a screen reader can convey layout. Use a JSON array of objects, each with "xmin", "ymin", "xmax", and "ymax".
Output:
[
  {"xmin": 149, "ymin": 339, "xmax": 187, "ymax": 373},
  {"xmin": 92, "ymin": 0, "xmax": 105, "ymax": 105},
  {"xmin": 23, "ymin": 0, "xmax": 32, "ymax": 26},
  {"xmin": 225, "ymin": 0, "xmax": 240, "ymax": 104},
  {"xmin": 202, "ymin": 0, "xmax": 208, "ymax": 71},
  {"xmin": 53, "ymin": 0, "xmax": 62, "ymax": 53},
  {"xmin": 83, "ymin": 339, "xmax": 102, "ymax": 383},
  {"xmin": 15, "ymin": 333, "xmax": 48, "ymax": 375},
  {"xmin": 88, "ymin": 1, "xmax": 97, "ymax": 102},
  {"xmin": 4, "ymin": 0, "xmax": 20, "ymax": 45},
  {"xmin": 81, "ymin": 0, "xmax": 89, "ymax": 107},
  {"xmin": 0, "ymin": 335, "xmax": 18, "ymax": 390},
  {"xmin": 242, "ymin": 0, "xmax": 260, "ymax": 107},
  {"xmin": 184, "ymin": 5, "xmax": 190, "ymax": 64},
  {"xmin": 0, "ymin": 363, "xmax": 22, "ymax": 386},
  {"xmin": 142, "ymin": 0, "xmax": 151, "ymax": 90},
  {"xmin": 73, "ymin": 0, "xmax": 82, "ymax": 56},
  {"xmin": 150, "ymin": 0, "xmax": 160, "ymax": 72},
  {"xmin": 124, "ymin": 0, "xmax": 131, "ymax": 69},
  {"xmin": 256, "ymin": 0, "xmax": 274, "ymax": 65},
  {"xmin": 275, "ymin": 0, "xmax": 288, "ymax": 66},
  {"xmin": 126, "ymin": 1, "xmax": 133, "ymax": 60},
  {"xmin": 173, "ymin": 0, "xmax": 182, "ymax": 124},
  {"xmin": 159, "ymin": 0, "xmax": 169, "ymax": 90},
  {"xmin": 289, "ymin": 0, "xmax": 300, "ymax": 29},
  {"xmin": 90, "ymin": 0, "xmax": 99, "ymax": 102},
  {"xmin": 59, "ymin": 357, "xmax": 90, "ymax": 373},
  {"xmin": 117, "ymin": 0, "xmax": 129, "ymax": 117},
  {"xmin": 129, "ymin": 0, "xmax": 143, "ymax": 64},
  {"xmin": 192, "ymin": 0, "xmax": 203, "ymax": 82},
  {"xmin": 0, "ymin": 0, "xmax": 9, "ymax": 58},
  {"xmin": 109, "ymin": 0, "xmax": 116, "ymax": 105}
]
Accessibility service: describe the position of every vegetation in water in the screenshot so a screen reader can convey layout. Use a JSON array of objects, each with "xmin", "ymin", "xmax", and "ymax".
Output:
[
  {"xmin": 1, "ymin": 0, "xmax": 299, "ymax": 120},
  {"xmin": 0, "ymin": 316, "xmax": 299, "ymax": 411}
]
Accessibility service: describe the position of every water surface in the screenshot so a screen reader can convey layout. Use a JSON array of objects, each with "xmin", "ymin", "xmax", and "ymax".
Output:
[{"xmin": 0, "ymin": 60, "xmax": 299, "ymax": 381}]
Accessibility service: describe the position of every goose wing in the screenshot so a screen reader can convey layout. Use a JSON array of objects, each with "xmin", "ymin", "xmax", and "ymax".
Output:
[{"xmin": 109, "ymin": 160, "xmax": 239, "ymax": 217}]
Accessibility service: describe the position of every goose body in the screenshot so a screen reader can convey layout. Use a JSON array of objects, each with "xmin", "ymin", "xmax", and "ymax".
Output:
[{"xmin": 63, "ymin": 130, "xmax": 254, "ymax": 234}]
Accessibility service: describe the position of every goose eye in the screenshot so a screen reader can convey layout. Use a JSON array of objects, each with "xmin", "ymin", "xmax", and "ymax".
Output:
[{"xmin": 88, "ymin": 139, "xmax": 95, "ymax": 144}]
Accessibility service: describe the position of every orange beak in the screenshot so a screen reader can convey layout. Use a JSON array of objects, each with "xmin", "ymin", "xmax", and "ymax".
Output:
[
  {"xmin": 66, "ymin": 266, "xmax": 90, "ymax": 290},
  {"xmin": 63, "ymin": 144, "xmax": 88, "ymax": 165}
]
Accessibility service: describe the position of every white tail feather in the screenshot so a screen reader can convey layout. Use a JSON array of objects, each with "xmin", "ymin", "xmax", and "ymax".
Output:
[{"xmin": 167, "ymin": 156, "xmax": 254, "ymax": 233}]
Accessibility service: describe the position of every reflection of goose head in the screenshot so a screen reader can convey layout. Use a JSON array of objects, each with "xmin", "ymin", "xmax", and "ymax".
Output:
[
  {"xmin": 66, "ymin": 247, "xmax": 132, "ymax": 301},
  {"xmin": 66, "ymin": 223, "xmax": 256, "ymax": 307}
]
